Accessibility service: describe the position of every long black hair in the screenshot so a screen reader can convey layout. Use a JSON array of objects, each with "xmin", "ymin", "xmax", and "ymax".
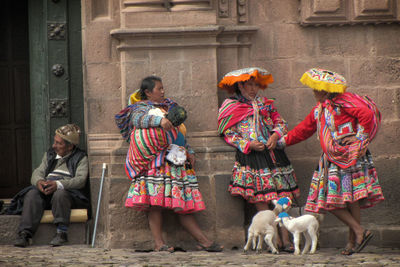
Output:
[{"xmin": 139, "ymin": 76, "xmax": 162, "ymax": 100}]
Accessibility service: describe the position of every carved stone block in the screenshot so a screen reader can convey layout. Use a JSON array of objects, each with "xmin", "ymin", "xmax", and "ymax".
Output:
[
  {"xmin": 300, "ymin": 0, "xmax": 400, "ymax": 25},
  {"xmin": 300, "ymin": 0, "xmax": 347, "ymax": 24},
  {"xmin": 123, "ymin": 0, "xmax": 212, "ymax": 12},
  {"xmin": 237, "ymin": 0, "xmax": 247, "ymax": 23},
  {"xmin": 353, "ymin": 0, "xmax": 397, "ymax": 21},
  {"xmin": 313, "ymin": 0, "xmax": 342, "ymax": 13},
  {"xmin": 218, "ymin": 0, "xmax": 229, "ymax": 17}
]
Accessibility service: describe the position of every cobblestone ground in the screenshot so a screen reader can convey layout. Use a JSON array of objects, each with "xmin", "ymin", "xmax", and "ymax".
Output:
[{"xmin": 0, "ymin": 245, "xmax": 399, "ymax": 266}]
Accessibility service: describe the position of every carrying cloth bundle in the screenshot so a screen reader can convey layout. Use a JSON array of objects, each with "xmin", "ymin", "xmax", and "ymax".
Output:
[
  {"xmin": 125, "ymin": 127, "xmax": 179, "ymax": 179},
  {"xmin": 300, "ymin": 68, "xmax": 381, "ymax": 168},
  {"xmin": 318, "ymin": 92, "xmax": 381, "ymax": 169},
  {"xmin": 115, "ymin": 97, "xmax": 188, "ymax": 179}
]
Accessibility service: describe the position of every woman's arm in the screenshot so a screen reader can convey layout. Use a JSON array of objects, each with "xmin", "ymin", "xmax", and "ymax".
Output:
[
  {"xmin": 266, "ymin": 103, "xmax": 288, "ymax": 149},
  {"xmin": 284, "ymin": 107, "xmax": 318, "ymax": 146},
  {"xmin": 131, "ymin": 104, "xmax": 163, "ymax": 129},
  {"xmin": 269, "ymin": 104, "xmax": 289, "ymax": 139}
]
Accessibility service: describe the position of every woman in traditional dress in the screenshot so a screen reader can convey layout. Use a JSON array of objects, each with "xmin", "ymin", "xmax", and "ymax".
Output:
[
  {"xmin": 218, "ymin": 67, "xmax": 300, "ymax": 252},
  {"xmin": 281, "ymin": 68, "xmax": 384, "ymax": 255},
  {"xmin": 115, "ymin": 76, "xmax": 223, "ymax": 252}
]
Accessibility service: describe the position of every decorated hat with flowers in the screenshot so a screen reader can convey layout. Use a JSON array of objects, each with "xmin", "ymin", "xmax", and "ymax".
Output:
[
  {"xmin": 218, "ymin": 67, "xmax": 274, "ymax": 94},
  {"xmin": 300, "ymin": 68, "xmax": 347, "ymax": 94}
]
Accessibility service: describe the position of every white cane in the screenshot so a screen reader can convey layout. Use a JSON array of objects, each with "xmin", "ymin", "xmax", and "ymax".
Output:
[{"xmin": 91, "ymin": 163, "xmax": 107, "ymax": 247}]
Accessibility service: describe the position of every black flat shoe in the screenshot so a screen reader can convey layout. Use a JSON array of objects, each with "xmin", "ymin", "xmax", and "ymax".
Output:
[{"xmin": 197, "ymin": 242, "xmax": 223, "ymax": 252}]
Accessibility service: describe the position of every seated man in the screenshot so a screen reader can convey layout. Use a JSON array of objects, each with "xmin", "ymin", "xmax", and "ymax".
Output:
[{"xmin": 14, "ymin": 124, "xmax": 89, "ymax": 247}]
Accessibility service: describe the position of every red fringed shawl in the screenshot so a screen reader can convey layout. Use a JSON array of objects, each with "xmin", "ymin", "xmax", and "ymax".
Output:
[{"xmin": 218, "ymin": 97, "xmax": 275, "ymax": 134}]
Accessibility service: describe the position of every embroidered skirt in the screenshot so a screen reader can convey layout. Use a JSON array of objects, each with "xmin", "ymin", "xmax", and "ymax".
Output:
[
  {"xmin": 305, "ymin": 150, "xmax": 384, "ymax": 213},
  {"xmin": 125, "ymin": 162, "xmax": 206, "ymax": 214},
  {"xmin": 229, "ymin": 148, "xmax": 300, "ymax": 203}
]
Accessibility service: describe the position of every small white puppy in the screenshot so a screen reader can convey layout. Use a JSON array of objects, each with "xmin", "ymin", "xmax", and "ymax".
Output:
[
  {"xmin": 275, "ymin": 212, "xmax": 319, "ymax": 255},
  {"xmin": 244, "ymin": 210, "xmax": 279, "ymax": 254}
]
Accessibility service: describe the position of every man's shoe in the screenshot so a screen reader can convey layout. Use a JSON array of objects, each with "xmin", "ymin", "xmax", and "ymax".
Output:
[
  {"xmin": 50, "ymin": 232, "xmax": 68, "ymax": 246},
  {"xmin": 14, "ymin": 231, "xmax": 31, "ymax": 247}
]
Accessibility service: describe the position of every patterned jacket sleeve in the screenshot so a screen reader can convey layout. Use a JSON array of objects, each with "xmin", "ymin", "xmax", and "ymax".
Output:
[
  {"xmin": 284, "ymin": 106, "xmax": 318, "ymax": 146},
  {"xmin": 131, "ymin": 104, "xmax": 163, "ymax": 129},
  {"xmin": 269, "ymin": 103, "xmax": 288, "ymax": 138},
  {"xmin": 223, "ymin": 126, "xmax": 251, "ymax": 154}
]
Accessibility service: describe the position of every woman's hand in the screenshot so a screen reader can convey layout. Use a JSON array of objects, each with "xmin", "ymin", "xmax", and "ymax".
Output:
[
  {"xmin": 187, "ymin": 153, "xmax": 196, "ymax": 167},
  {"xmin": 160, "ymin": 118, "xmax": 173, "ymax": 131},
  {"xmin": 249, "ymin": 141, "xmax": 265, "ymax": 152},
  {"xmin": 266, "ymin": 133, "xmax": 279, "ymax": 150},
  {"xmin": 341, "ymin": 135, "xmax": 358, "ymax": 145}
]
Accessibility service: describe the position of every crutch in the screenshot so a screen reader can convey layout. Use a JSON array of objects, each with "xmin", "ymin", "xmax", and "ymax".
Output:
[{"xmin": 91, "ymin": 163, "xmax": 107, "ymax": 247}]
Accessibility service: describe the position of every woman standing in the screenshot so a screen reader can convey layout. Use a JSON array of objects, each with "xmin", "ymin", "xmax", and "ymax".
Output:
[
  {"xmin": 116, "ymin": 76, "xmax": 222, "ymax": 252},
  {"xmin": 281, "ymin": 68, "xmax": 384, "ymax": 255},
  {"xmin": 218, "ymin": 67, "xmax": 300, "ymax": 252}
]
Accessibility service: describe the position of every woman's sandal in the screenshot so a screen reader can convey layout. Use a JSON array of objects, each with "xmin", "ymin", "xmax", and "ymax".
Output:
[
  {"xmin": 354, "ymin": 230, "xmax": 374, "ymax": 253},
  {"xmin": 341, "ymin": 246, "xmax": 355, "ymax": 256},
  {"xmin": 154, "ymin": 244, "xmax": 175, "ymax": 253},
  {"xmin": 197, "ymin": 242, "xmax": 223, "ymax": 252},
  {"xmin": 279, "ymin": 244, "xmax": 295, "ymax": 253}
]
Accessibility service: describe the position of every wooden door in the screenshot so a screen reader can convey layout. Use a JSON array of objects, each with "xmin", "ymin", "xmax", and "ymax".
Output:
[
  {"xmin": 0, "ymin": 0, "xmax": 84, "ymax": 198},
  {"xmin": 0, "ymin": 0, "xmax": 31, "ymax": 198},
  {"xmin": 30, "ymin": 0, "xmax": 85, "ymax": 170}
]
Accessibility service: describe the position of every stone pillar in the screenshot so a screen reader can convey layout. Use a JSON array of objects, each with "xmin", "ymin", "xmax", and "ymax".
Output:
[{"xmin": 83, "ymin": 0, "xmax": 258, "ymax": 249}]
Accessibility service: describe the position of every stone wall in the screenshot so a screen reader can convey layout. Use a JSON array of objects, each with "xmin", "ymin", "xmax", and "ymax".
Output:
[{"xmin": 82, "ymin": 0, "xmax": 400, "ymax": 249}]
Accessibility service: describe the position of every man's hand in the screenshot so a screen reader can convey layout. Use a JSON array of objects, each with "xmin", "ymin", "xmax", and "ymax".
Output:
[
  {"xmin": 187, "ymin": 153, "xmax": 196, "ymax": 167},
  {"xmin": 160, "ymin": 118, "xmax": 173, "ymax": 131},
  {"xmin": 266, "ymin": 133, "xmax": 279, "ymax": 150},
  {"xmin": 36, "ymin": 180, "xmax": 47, "ymax": 193},
  {"xmin": 249, "ymin": 141, "xmax": 265, "ymax": 152},
  {"xmin": 43, "ymin": 181, "xmax": 57, "ymax": 195}
]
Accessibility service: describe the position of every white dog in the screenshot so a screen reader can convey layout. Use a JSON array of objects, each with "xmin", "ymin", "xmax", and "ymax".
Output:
[
  {"xmin": 243, "ymin": 210, "xmax": 279, "ymax": 254},
  {"xmin": 275, "ymin": 212, "xmax": 319, "ymax": 255}
]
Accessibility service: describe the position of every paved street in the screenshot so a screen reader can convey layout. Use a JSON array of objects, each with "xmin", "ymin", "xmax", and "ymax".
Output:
[{"xmin": 0, "ymin": 245, "xmax": 399, "ymax": 266}]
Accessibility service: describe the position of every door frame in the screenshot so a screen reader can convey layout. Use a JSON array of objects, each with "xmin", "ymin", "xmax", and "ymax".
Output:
[{"xmin": 28, "ymin": 0, "xmax": 85, "ymax": 168}]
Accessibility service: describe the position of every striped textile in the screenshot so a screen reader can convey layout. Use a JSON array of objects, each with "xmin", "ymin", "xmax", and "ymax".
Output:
[
  {"xmin": 115, "ymin": 98, "xmax": 177, "ymax": 143},
  {"xmin": 115, "ymin": 104, "xmax": 142, "ymax": 142},
  {"xmin": 318, "ymin": 92, "xmax": 381, "ymax": 169},
  {"xmin": 319, "ymin": 119, "xmax": 369, "ymax": 169},
  {"xmin": 218, "ymin": 99, "xmax": 253, "ymax": 134},
  {"xmin": 218, "ymin": 97, "xmax": 277, "ymax": 135},
  {"xmin": 125, "ymin": 127, "xmax": 178, "ymax": 180}
]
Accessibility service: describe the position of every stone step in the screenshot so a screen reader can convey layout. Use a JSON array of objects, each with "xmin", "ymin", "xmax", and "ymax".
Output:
[{"xmin": 0, "ymin": 214, "xmax": 89, "ymax": 246}]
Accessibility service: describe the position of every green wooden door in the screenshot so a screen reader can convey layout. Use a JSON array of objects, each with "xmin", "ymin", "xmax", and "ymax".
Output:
[
  {"xmin": 29, "ymin": 0, "xmax": 84, "ymax": 169},
  {"xmin": 0, "ymin": 0, "xmax": 84, "ymax": 198}
]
